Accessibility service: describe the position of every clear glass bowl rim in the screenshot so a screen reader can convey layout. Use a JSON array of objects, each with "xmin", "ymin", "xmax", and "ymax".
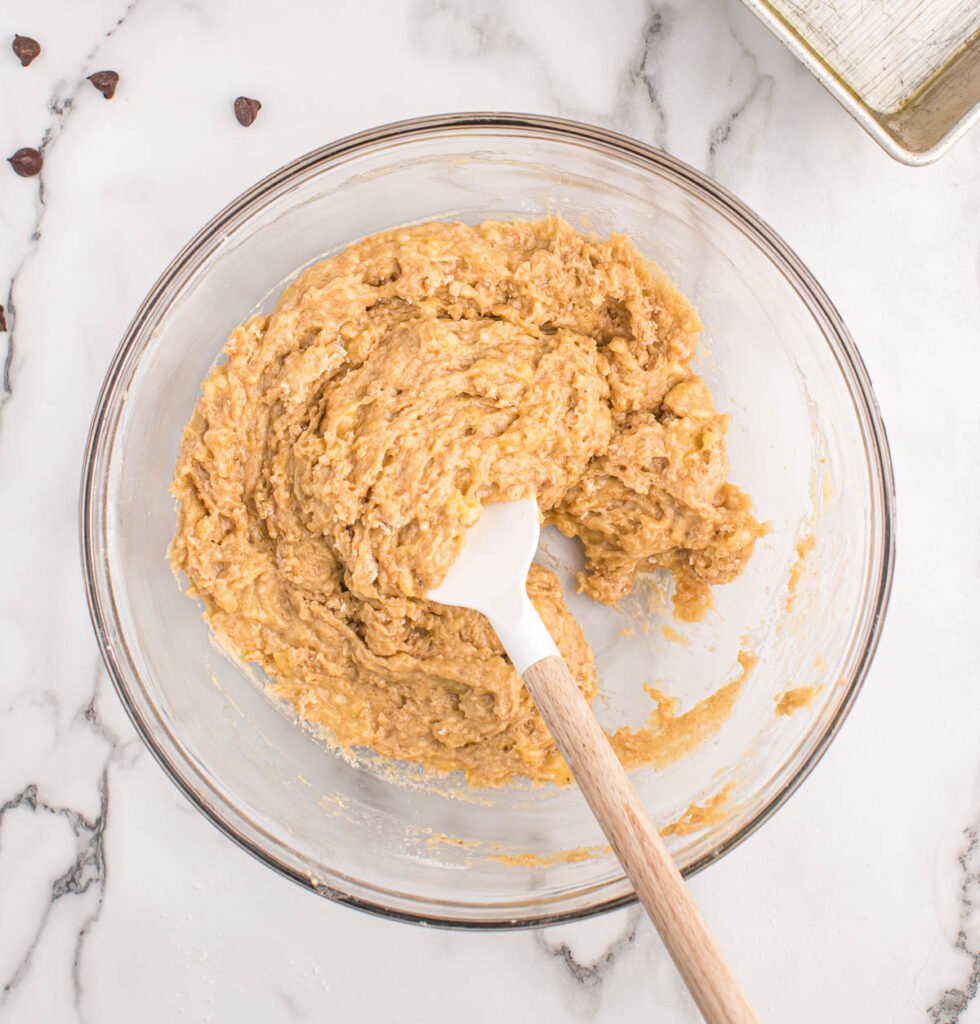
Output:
[{"xmin": 80, "ymin": 111, "xmax": 896, "ymax": 930}]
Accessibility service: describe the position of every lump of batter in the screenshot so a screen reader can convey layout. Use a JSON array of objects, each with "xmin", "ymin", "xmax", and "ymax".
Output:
[{"xmin": 170, "ymin": 217, "xmax": 761, "ymax": 785}]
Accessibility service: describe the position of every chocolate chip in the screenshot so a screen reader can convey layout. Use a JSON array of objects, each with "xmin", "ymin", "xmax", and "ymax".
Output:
[
  {"xmin": 0, "ymin": 307, "xmax": 7, "ymax": 332},
  {"xmin": 12, "ymin": 34, "xmax": 41, "ymax": 67},
  {"xmin": 8, "ymin": 148, "xmax": 43, "ymax": 177},
  {"xmin": 234, "ymin": 96, "xmax": 262, "ymax": 127},
  {"xmin": 88, "ymin": 70, "xmax": 119, "ymax": 99}
]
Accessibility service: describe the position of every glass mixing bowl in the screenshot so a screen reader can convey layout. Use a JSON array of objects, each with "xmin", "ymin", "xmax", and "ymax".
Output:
[{"xmin": 81, "ymin": 113, "xmax": 894, "ymax": 927}]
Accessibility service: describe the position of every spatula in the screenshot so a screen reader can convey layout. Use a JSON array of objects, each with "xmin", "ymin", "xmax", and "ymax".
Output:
[{"xmin": 429, "ymin": 498, "xmax": 758, "ymax": 1024}]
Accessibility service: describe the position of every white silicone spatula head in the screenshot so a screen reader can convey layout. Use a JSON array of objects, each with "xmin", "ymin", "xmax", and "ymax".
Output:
[
  {"xmin": 427, "ymin": 499, "xmax": 759, "ymax": 1024},
  {"xmin": 428, "ymin": 498, "xmax": 559, "ymax": 674}
]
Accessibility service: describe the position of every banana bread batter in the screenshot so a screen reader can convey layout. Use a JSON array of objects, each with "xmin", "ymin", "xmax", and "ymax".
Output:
[{"xmin": 171, "ymin": 218, "xmax": 760, "ymax": 785}]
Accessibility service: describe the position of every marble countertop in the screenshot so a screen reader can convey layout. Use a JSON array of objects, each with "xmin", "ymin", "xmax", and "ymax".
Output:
[{"xmin": 2, "ymin": 0, "xmax": 979, "ymax": 1021}]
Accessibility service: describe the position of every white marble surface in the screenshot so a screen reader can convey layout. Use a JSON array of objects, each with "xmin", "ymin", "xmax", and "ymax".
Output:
[{"xmin": 1, "ymin": 0, "xmax": 979, "ymax": 1020}]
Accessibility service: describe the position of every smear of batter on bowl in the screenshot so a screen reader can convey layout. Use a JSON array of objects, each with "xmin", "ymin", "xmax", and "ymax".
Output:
[
  {"xmin": 170, "ymin": 217, "xmax": 762, "ymax": 786},
  {"xmin": 612, "ymin": 649, "xmax": 757, "ymax": 771},
  {"xmin": 786, "ymin": 534, "xmax": 815, "ymax": 610},
  {"xmin": 661, "ymin": 783, "xmax": 736, "ymax": 837},
  {"xmin": 492, "ymin": 782, "xmax": 739, "ymax": 865},
  {"xmin": 488, "ymin": 846, "xmax": 600, "ymax": 867},
  {"xmin": 661, "ymin": 624, "xmax": 690, "ymax": 646},
  {"xmin": 478, "ymin": 782, "xmax": 738, "ymax": 866},
  {"xmin": 774, "ymin": 685, "xmax": 823, "ymax": 717}
]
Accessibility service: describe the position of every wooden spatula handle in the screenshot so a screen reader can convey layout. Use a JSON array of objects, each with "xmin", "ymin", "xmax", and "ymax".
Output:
[{"xmin": 522, "ymin": 655, "xmax": 758, "ymax": 1024}]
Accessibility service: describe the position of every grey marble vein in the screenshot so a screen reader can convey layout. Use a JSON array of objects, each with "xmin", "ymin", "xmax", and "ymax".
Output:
[
  {"xmin": 276, "ymin": 986, "xmax": 304, "ymax": 1018},
  {"xmin": 2, "ymin": 688, "xmax": 61, "ymax": 720},
  {"xmin": 928, "ymin": 828, "xmax": 980, "ymax": 1024},
  {"xmin": 609, "ymin": 4, "xmax": 676, "ymax": 149},
  {"xmin": 0, "ymin": 655, "xmax": 136, "ymax": 1015},
  {"xmin": 0, "ymin": 286, "xmax": 14, "ymax": 423},
  {"xmin": 414, "ymin": 0, "xmax": 520, "ymax": 61},
  {"xmin": 0, "ymin": 0, "xmax": 144, "ymax": 438},
  {"xmin": 0, "ymin": 771, "xmax": 108, "ymax": 1009},
  {"xmin": 706, "ymin": 71, "xmax": 773, "ymax": 176},
  {"xmin": 705, "ymin": 13, "xmax": 774, "ymax": 178},
  {"xmin": 534, "ymin": 906, "xmax": 642, "ymax": 1014},
  {"xmin": 412, "ymin": 0, "xmax": 562, "ymax": 110},
  {"xmin": 0, "ymin": 270, "xmax": 26, "ymax": 437},
  {"xmin": 66, "ymin": 770, "xmax": 109, "ymax": 1018},
  {"xmin": 76, "ymin": 663, "xmax": 128, "ymax": 759}
]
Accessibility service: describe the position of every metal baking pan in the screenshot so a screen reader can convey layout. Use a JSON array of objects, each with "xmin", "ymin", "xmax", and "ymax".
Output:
[{"xmin": 741, "ymin": 0, "xmax": 980, "ymax": 165}]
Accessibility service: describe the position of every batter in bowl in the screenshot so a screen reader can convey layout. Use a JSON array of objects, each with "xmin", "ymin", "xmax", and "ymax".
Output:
[{"xmin": 170, "ymin": 218, "xmax": 761, "ymax": 785}]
